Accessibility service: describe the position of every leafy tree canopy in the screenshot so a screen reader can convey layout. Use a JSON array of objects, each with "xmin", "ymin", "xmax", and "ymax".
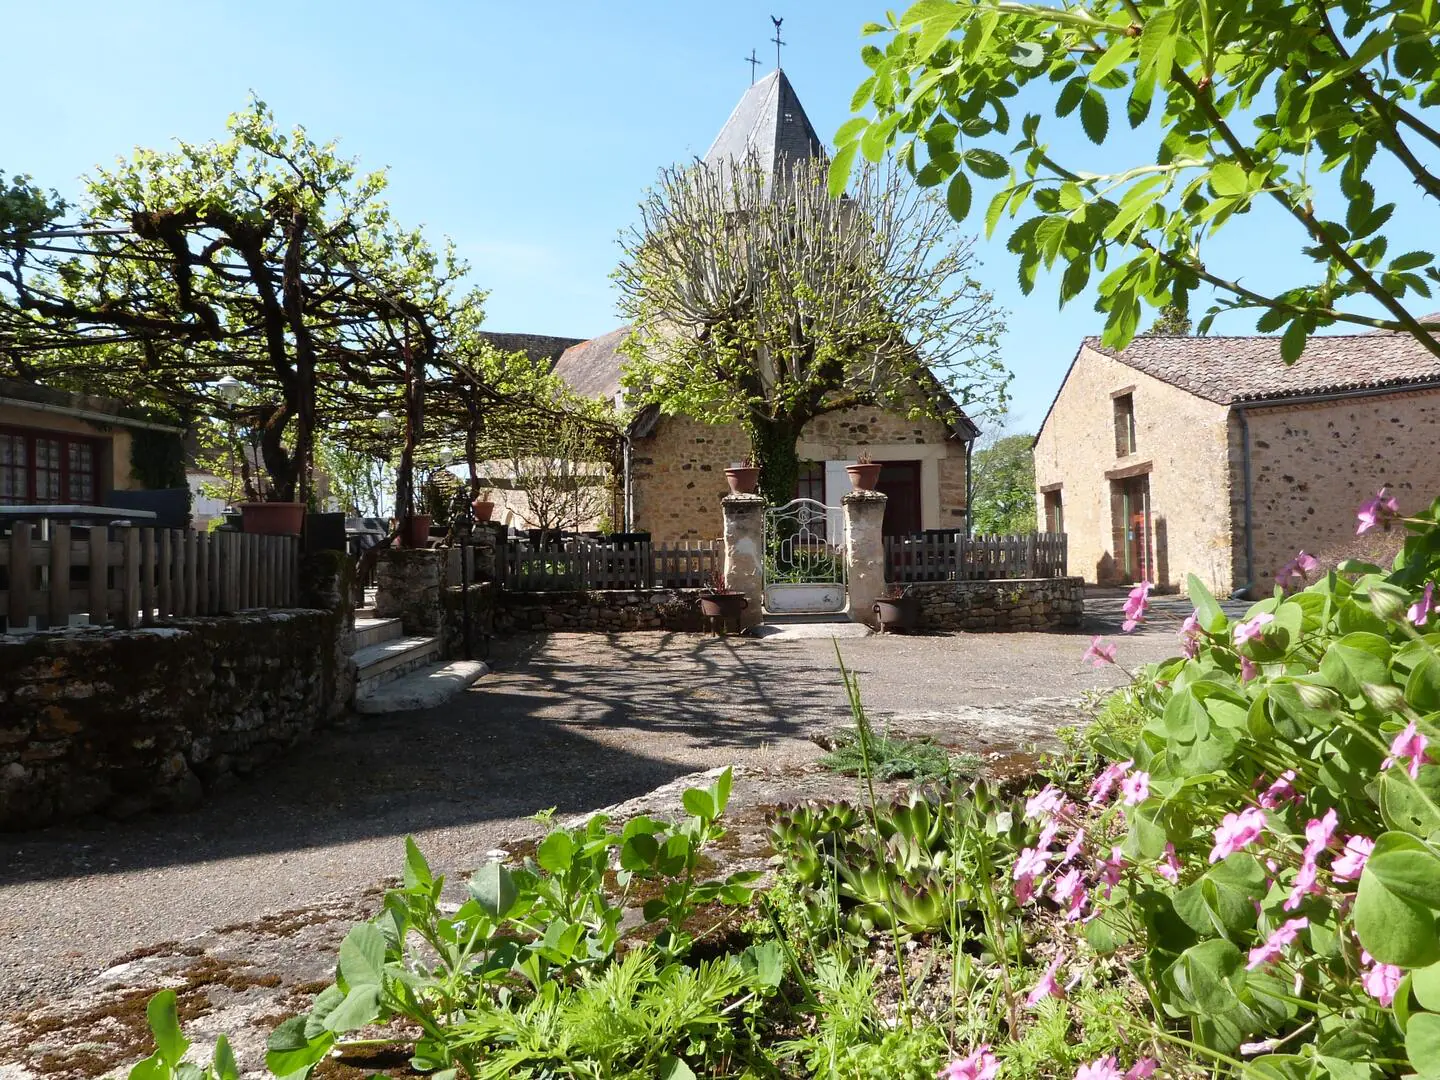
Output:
[
  {"xmin": 968, "ymin": 431, "xmax": 1036, "ymax": 534},
  {"xmin": 833, "ymin": 0, "xmax": 1440, "ymax": 364},
  {"xmin": 616, "ymin": 153, "xmax": 1006, "ymax": 505}
]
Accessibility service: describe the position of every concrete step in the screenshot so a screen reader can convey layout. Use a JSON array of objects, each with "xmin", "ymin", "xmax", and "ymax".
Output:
[
  {"xmin": 355, "ymin": 660, "xmax": 490, "ymax": 714},
  {"xmin": 353, "ymin": 635, "xmax": 442, "ymax": 694},
  {"xmin": 354, "ymin": 616, "xmax": 403, "ymax": 650}
]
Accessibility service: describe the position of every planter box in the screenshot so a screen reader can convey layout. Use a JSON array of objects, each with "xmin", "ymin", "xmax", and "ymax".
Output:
[{"xmin": 764, "ymin": 582, "xmax": 846, "ymax": 614}]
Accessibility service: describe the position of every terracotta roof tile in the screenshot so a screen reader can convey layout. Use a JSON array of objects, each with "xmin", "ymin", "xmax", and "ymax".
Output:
[
  {"xmin": 1086, "ymin": 328, "xmax": 1440, "ymax": 404},
  {"xmin": 552, "ymin": 326, "xmax": 632, "ymax": 401}
]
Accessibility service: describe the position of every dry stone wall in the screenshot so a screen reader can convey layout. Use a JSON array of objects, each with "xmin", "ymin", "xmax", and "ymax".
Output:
[
  {"xmin": 0, "ymin": 608, "xmax": 347, "ymax": 829},
  {"xmin": 903, "ymin": 577, "xmax": 1085, "ymax": 632},
  {"xmin": 493, "ymin": 590, "xmax": 705, "ymax": 633}
]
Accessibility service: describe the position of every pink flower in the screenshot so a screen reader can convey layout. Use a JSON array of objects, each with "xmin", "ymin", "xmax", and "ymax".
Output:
[
  {"xmin": 1304, "ymin": 809, "xmax": 1339, "ymax": 856},
  {"xmin": 1063, "ymin": 884, "xmax": 1089, "ymax": 922},
  {"xmin": 1088, "ymin": 759, "xmax": 1133, "ymax": 804},
  {"xmin": 1240, "ymin": 1039, "xmax": 1280, "ymax": 1056},
  {"xmin": 1026, "ymin": 950, "xmax": 1067, "ymax": 1007},
  {"xmin": 1157, "ymin": 842, "xmax": 1181, "ymax": 883},
  {"xmin": 1037, "ymin": 820, "xmax": 1062, "ymax": 853},
  {"xmin": 1233, "ymin": 612, "xmax": 1275, "ymax": 646},
  {"xmin": 1120, "ymin": 770, "xmax": 1150, "ymax": 806},
  {"xmin": 1246, "ymin": 916, "xmax": 1309, "ymax": 970},
  {"xmin": 1014, "ymin": 847, "xmax": 1049, "ymax": 879},
  {"xmin": 1284, "ymin": 858, "xmax": 1321, "ymax": 912},
  {"xmin": 1276, "ymin": 550, "xmax": 1320, "ymax": 591},
  {"xmin": 1122, "ymin": 581, "xmax": 1152, "ymax": 633},
  {"xmin": 1332, "ymin": 835, "xmax": 1374, "ymax": 883},
  {"xmin": 1383, "ymin": 721, "xmax": 1431, "ymax": 780},
  {"xmin": 1410, "ymin": 581, "xmax": 1436, "ymax": 626},
  {"xmin": 1356, "ymin": 488, "xmax": 1401, "ymax": 535},
  {"xmin": 1178, "ymin": 610, "xmax": 1202, "ymax": 658},
  {"xmin": 1051, "ymin": 867, "xmax": 1084, "ymax": 907},
  {"xmin": 1210, "ymin": 807, "xmax": 1268, "ymax": 863},
  {"xmin": 1124, "ymin": 1062, "xmax": 1158, "ymax": 1080},
  {"xmin": 1062, "ymin": 828, "xmax": 1086, "ymax": 864},
  {"xmin": 1240, "ymin": 656, "xmax": 1258, "ymax": 683},
  {"xmin": 1361, "ymin": 952, "xmax": 1403, "ymax": 1006},
  {"xmin": 938, "ymin": 1045, "xmax": 1000, "ymax": 1080},
  {"xmin": 1026, "ymin": 784, "xmax": 1068, "ymax": 821},
  {"xmin": 1074, "ymin": 1057, "xmax": 1123, "ymax": 1080},
  {"xmin": 1084, "ymin": 636, "xmax": 1118, "ymax": 667},
  {"xmin": 1258, "ymin": 770, "xmax": 1298, "ymax": 809}
]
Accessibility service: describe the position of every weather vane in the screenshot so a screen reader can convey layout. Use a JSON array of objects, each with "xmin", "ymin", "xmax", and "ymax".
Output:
[
  {"xmin": 744, "ymin": 47, "xmax": 760, "ymax": 84},
  {"xmin": 770, "ymin": 16, "xmax": 785, "ymax": 70}
]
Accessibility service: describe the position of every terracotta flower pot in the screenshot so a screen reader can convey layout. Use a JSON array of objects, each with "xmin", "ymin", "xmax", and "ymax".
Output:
[
  {"xmin": 471, "ymin": 499, "xmax": 495, "ymax": 522},
  {"xmin": 873, "ymin": 595, "xmax": 921, "ymax": 633},
  {"xmin": 724, "ymin": 466, "xmax": 760, "ymax": 495},
  {"xmin": 846, "ymin": 463, "xmax": 883, "ymax": 491},
  {"xmin": 699, "ymin": 592, "xmax": 749, "ymax": 620},
  {"xmin": 400, "ymin": 514, "xmax": 433, "ymax": 548},
  {"xmin": 238, "ymin": 501, "xmax": 305, "ymax": 536}
]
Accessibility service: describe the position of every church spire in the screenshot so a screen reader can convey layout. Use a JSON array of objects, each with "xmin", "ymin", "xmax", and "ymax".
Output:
[{"xmin": 702, "ymin": 68, "xmax": 825, "ymax": 188}]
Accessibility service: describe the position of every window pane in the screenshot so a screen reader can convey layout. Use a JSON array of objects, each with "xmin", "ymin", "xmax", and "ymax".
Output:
[
  {"xmin": 67, "ymin": 441, "xmax": 95, "ymax": 502},
  {"xmin": 0, "ymin": 434, "xmax": 22, "ymax": 504},
  {"xmin": 35, "ymin": 438, "xmax": 61, "ymax": 501}
]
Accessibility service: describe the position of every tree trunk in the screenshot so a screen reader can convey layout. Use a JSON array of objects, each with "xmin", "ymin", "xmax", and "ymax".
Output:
[{"xmin": 745, "ymin": 414, "xmax": 805, "ymax": 507}]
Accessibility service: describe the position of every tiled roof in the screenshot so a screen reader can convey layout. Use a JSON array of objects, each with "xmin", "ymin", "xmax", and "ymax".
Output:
[
  {"xmin": 1085, "ymin": 328, "xmax": 1440, "ymax": 405},
  {"xmin": 552, "ymin": 326, "xmax": 632, "ymax": 401},
  {"xmin": 703, "ymin": 69, "xmax": 825, "ymax": 189},
  {"xmin": 477, "ymin": 331, "xmax": 586, "ymax": 367}
]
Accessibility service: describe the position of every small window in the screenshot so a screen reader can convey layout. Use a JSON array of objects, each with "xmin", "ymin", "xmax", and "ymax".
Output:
[
  {"xmin": 1044, "ymin": 490, "xmax": 1064, "ymax": 534},
  {"xmin": 795, "ymin": 461, "xmax": 824, "ymax": 503},
  {"xmin": 1114, "ymin": 393, "xmax": 1137, "ymax": 457}
]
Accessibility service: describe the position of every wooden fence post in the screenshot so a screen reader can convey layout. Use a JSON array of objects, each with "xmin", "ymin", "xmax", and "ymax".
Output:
[
  {"xmin": 48, "ymin": 522, "xmax": 70, "ymax": 629},
  {"xmin": 119, "ymin": 528, "xmax": 141, "ymax": 629},
  {"xmin": 8, "ymin": 523, "xmax": 30, "ymax": 630},
  {"xmin": 88, "ymin": 525, "xmax": 109, "ymax": 625}
]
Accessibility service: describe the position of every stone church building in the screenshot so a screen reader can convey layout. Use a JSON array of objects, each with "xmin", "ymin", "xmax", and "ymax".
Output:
[
  {"xmin": 1033, "ymin": 329, "xmax": 1440, "ymax": 596},
  {"xmin": 545, "ymin": 69, "xmax": 978, "ymax": 545}
]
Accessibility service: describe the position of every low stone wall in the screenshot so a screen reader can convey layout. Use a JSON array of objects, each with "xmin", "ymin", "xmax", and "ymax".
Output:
[
  {"xmin": 494, "ymin": 589, "xmax": 706, "ymax": 633},
  {"xmin": 0, "ymin": 607, "xmax": 347, "ymax": 830},
  {"xmin": 905, "ymin": 576, "xmax": 1084, "ymax": 632}
]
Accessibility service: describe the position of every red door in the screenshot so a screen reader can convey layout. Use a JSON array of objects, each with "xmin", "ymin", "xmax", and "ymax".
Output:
[{"xmin": 876, "ymin": 461, "xmax": 922, "ymax": 536}]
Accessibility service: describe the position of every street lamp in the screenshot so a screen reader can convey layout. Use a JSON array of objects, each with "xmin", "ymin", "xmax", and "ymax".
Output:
[
  {"xmin": 214, "ymin": 375, "xmax": 243, "ymax": 405},
  {"xmin": 376, "ymin": 410, "xmax": 397, "ymax": 432}
]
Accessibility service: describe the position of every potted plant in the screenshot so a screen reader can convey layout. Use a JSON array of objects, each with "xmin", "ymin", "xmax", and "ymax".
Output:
[
  {"xmin": 724, "ymin": 457, "xmax": 760, "ymax": 495},
  {"xmin": 873, "ymin": 585, "xmax": 921, "ymax": 632},
  {"xmin": 698, "ymin": 569, "xmax": 749, "ymax": 624},
  {"xmin": 471, "ymin": 486, "xmax": 496, "ymax": 522},
  {"xmin": 846, "ymin": 451, "xmax": 882, "ymax": 492}
]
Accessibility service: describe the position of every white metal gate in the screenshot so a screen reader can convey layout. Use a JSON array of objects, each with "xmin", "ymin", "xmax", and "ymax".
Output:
[{"xmin": 763, "ymin": 498, "xmax": 847, "ymax": 614}]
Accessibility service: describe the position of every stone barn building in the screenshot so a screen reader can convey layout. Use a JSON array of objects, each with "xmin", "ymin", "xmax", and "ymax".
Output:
[{"xmin": 1033, "ymin": 330, "xmax": 1440, "ymax": 597}]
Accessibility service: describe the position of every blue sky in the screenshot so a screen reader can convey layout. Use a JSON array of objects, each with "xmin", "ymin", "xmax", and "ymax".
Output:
[{"xmin": 4, "ymin": 1, "xmax": 1425, "ymax": 432}]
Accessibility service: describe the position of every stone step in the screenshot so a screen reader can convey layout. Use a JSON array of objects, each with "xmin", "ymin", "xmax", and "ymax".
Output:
[
  {"xmin": 354, "ymin": 617, "xmax": 403, "ymax": 650},
  {"xmin": 353, "ymin": 635, "xmax": 442, "ymax": 694},
  {"xmin": 354, "ymin": 660, "xmax": 490, "ymax": 714}
]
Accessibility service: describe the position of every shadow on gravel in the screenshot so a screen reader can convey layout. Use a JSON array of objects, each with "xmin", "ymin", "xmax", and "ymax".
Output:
[{"xmin": 0, "ymin": 632, "xmax": 838, "ymax": 885}]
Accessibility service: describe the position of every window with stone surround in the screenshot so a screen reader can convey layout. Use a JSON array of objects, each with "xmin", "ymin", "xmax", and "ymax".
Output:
[
  {"xmin": 796, "ymin": 460, "xmax": 824, "ymax": 503},
  {"xmin": 1044, "ymin": 488, "xmax": 1064, "ymax": 534},
  {"xmin": 1113, "ymin": 392, "xmax": 1137, "ymax": 457}
]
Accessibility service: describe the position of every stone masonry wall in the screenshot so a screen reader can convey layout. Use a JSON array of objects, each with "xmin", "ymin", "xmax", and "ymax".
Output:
[
  {"xmin": 631, "ymin": 405, "xmax": 969, "ymax": 544},
  {"xmin": 493, "ymin": 589, "xmax": 705, "ymax": 633},
  {"xmin": 1241, "ymin": 388, "xmax": 1440, "ymax": 585},
  {"xmin": 0, "ymin": 608, "xmax": 346, "ymax": 829},
  {"xmin": 1034, "ymin": 345, "xmax": 1236, "ymax": 593},
  {"xmin": 905, "ymin": 576, "xmax": 1085, "ymax": 632}
]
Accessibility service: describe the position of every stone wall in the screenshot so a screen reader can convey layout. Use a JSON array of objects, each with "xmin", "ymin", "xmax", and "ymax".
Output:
[
  {"xmin": 1240, "ymin": 390, "xmax": 1440, "ymax": 586},
  {"xmin": 0, "ymin": 609, "xmax": 347, "ymax": 829},
  {"xmin": 493, "ymin": 589, "xmax": 705, "ymax": 633},
  {"xmin": 630, "ymin": 404, "xmax": 970, "ymax": 544},
  {"xmin": 1033, "ymin": 345, "xmax": 1236, "ymax": 593},
  {"xmin": 903, "ymin": 577, "xmax": 1085, "ymax": 632},
  {"xmin": 376, "ymin": 549, "xmax": 443, "ymax": 636}
]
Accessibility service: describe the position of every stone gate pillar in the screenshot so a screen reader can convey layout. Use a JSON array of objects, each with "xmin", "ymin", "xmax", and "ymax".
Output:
[
  {"xmin": 376, "ymin": 548, "xmax": 442, "ymax": 637},
  {"xmin": 721, "ymin": 494, "xmax": 765, "ymax": 630},
  {"xmin": 843, "ymin": 491, "xmax": 887, "ymax": 627}
]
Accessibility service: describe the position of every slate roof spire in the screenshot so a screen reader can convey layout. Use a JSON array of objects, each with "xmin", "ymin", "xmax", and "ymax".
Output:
[{"xmin": 702, "ymin": 68, "xmax": 826, "ymax": 189}]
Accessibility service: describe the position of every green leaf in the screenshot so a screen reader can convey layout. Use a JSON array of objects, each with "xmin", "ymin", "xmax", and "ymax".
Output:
[
  {"xmin": 835, "ymin": 117, "xmax": 870, "ymax": 147},
  {"xmin": 1391, "ymin": 251, "xmax": 1435, "ymax": 272},
  {"xmin": 1280, "ymin": 320, "xmax": 1307, "ymax": 364},
  {"xmin": 266, "ymin": 1016, "xmax": 335, "ymax": 1076},
  {"xmin": 1355, "ymin": 860, "xmax": 1440, "ymax": 967},
  {"xmin": 1407, "ymin": 1011, "xmax": 1440, "ymax": 1078},
  {"xmin": 146, "ymin": 990, "xmax": 189, "ymax": 1068},
  {"xmin": 212, "ymin": 1036, "xmax": 240, "ymax": 1080},
  {"xmin": 740, "ymin": 941, "xmax": 785, "ymax": 988},
  {"xmin": 1381, "ymin": 766, "xmax": 1440, "ymax": 837},
  {"xmin": 983, "ymin": 188, "xmax": 1010, "ymax": 238},
  {"xmin": 338, "ymin": 923, "xmax": 386, "ymax": 990},
  {"xmin": 536, "ymin": 831, "xmax": 576, "ymax": 874},
  {"xmin": 964, "ymin": 148, "xmax": 1009, "ymax": 179},
  {"xmin": 714, "ymin": 765, "xmax": 733, "ymax": 814},
  {"xmin": 661, "ymin": 1057, "xmax": 698, "ymax": 1080},
  {"xmin": 468, "ymin": 861, "xmax": 518, "ymax": 919},
  {"xmin": 1165, "ymin": 938, "xmax": 1246, "ymax": 1015},
  {"xmin": 304, "ymin": 984, "xmax": 346, "ymax": 1040},
  {"xmin": 127, "ymin": 1056, "xmax": 168, "ymax": 1080},
  {"xmin": 1367, "ymin": 832, "xmax": 1440, "ymax": 907},
  {"xmin": 1080, "ymin": 90, "xmax": 1108, "ymax": 144},
  {"xmin": 1414, "ymin": 963, "xmax": 1440, "ymax": 1012},
  {"xmin": 1210, "ymin": 162, "xmax": 1248, "ymax": 197},
  {"xmin": 403, "ymin": 836, "xmax": 432, "ymax": 890},
  {"xmin": 827, "ymin": 142, "xmax": 859, "ymax": 197},
  {"xmin": 1188, "ymin": 573, "xmax": 1226, "ymax": 633},
  {"xmin": 682, "ymin": 787, "xmax": 717, "ymax": 820},
  {"xmin": 1088, "ymin": 37, "xmax": 1134, "ymax": 84},
  {"xmin": 946, "ymin": 171, "xmax": 973, "ymax": 221},
  {"xmin": 1009, "ymin": 41, "xmax": 1045, "ymax": 69},
  {"xmin": 1319, "ymin": 635, "xmax": 1392, "ymax": 700},
  {"xmin": 323, "ymin": 985, "xmax": 382, "ymax": 1033}
]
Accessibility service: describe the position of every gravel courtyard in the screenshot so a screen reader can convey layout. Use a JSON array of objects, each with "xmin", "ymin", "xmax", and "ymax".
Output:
[{"xmin": 0, "ymin": 610, "xmax": 1187, "ymax": 1037}]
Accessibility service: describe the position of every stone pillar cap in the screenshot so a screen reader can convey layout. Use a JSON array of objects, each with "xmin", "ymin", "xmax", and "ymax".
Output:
[
  {"xmin": 721, "ymin": 493, "xmax": 767, "ymax": 509},
  {"xmin": 841, "ymin": 490, "xmax": 888, "ymax": 504}
]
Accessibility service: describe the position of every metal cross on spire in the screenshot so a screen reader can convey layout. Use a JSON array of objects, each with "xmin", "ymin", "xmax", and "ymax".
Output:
[
  {"xmin": 744, "ymin": 47, "xmax": 760, "ymax": 84},
  {"xmin": 770, "ymin": 15, "xmax": 785, "ymax": 70}
]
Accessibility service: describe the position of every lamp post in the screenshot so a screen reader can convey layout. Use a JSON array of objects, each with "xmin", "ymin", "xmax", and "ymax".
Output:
[{"xmin": 212, "ymin": 376, "xmax": 245, "ymax": 513}]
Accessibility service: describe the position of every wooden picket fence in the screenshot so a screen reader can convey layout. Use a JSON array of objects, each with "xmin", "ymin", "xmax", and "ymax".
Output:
[
  {"xmin": 503, "ymin": 539, "xmax": 720, "ymax": 592},
  {"xmin": 0, "ymin": 523, "xmax": 300, "ymax": 632},
  {"xmin": 885, "ymin": 531, "xmax": 1068, "ymax": 583}
]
